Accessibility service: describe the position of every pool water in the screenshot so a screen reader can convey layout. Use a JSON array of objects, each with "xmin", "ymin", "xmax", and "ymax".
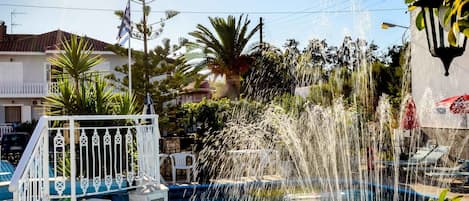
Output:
[{"xmin": 167, "ymin": 182, "xmax": 434, "ymax": 201}]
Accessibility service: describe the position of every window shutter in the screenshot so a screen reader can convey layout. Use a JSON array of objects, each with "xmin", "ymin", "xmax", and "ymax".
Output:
[
  {"xmin": 21, "ymin": 106, "xmax": 31, "ymax": 123},
  {"xmin": 0, "ymin": 106, "xmax": 5, "ymax": 123}
]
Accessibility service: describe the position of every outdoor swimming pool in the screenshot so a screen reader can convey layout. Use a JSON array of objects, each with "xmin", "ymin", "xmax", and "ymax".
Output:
[{"xmin": 167, "ymin": 181, "xmax": 435, "ymax": 201}]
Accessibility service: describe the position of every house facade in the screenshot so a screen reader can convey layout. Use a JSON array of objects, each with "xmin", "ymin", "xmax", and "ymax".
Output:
[
  {"xmin": 0, "ymin": 21, "xmax": 127, "ymax": 125},
  {"xmin": 410, "ymin": 11, "xmax": 469, "ymax": 129},
  {"xmin": 177, "ymin": 81, "xmax": 214, "ymax": 104}
]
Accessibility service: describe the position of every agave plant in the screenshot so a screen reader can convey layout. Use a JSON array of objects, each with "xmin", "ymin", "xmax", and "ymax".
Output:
[
  {"xmin": 45, "ymin": 75, "xmax": 126, "ymax": 115},
  {"xmin": 44, "ymin": 78, "xmax": 77, "ymax": 115},
  {"xmin": 429, "ymin": 189, "xmax": 463, "ymax": 201}
]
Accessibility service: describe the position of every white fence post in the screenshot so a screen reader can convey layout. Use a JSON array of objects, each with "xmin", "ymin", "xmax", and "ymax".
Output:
[
  {"xmin": 153, "ymin": 116, "xmax": 160, "ymax": 186},
  {"xmin": 43, "ymin": 122, "xmax": 50, "ymax": 200},
  {"xmin": 69, "ymin": 118, "xmax": 77, "ymax": 201}
]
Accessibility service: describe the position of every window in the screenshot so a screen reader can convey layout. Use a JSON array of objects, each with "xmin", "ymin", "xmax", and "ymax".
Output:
[
  {"xmin": 46, "ymin": 64, "xmax": 63, "ymax": 83},
  {"xmin": 5, "ymin": 106, "xmax": 21, "ymax": 123}
]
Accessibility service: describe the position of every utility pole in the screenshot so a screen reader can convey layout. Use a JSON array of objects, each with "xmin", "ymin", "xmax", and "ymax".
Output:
[{"xmin": 259, "ymin": 17, "xmax": 263, "ymax": 45}]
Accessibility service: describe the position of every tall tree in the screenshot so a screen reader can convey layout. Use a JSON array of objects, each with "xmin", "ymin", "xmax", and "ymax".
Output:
[
  {"xmin": 114, "ymin": 1, "xmax": 179, "ymax": 104},
  {"xmin": 242, "ymin": 43, "xmax": 295, "ymax": 102},
  {"xmin": 108, "ymin": 38, "xmax": 206, "ymax": 113},
  {"xmin": 187, "ymin": 15, "xmax": 260, "ymax": 99}
]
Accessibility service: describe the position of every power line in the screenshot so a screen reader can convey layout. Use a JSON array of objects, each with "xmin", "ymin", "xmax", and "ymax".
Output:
[
  {"xmin": 269, "ymin": 0, "xmax": 350, "ymax": 24},
  {"xmin": 0, "ymin": 3, "xmax": 406, "ymax": 15}
]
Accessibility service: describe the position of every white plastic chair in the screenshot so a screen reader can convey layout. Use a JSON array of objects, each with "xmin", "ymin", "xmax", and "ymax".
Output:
[
  {"xmin": 170, "ymin": 152, "xmax": 196, "ymax": 183},
  {"xmin": 159, "ymin": 154, "xmax": 168, "ymax": 183}
]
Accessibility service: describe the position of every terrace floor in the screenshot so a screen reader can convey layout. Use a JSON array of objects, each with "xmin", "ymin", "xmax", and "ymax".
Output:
[{"xmin": 410, "ymin": 183, "xmax": 469, "ymax": 201}]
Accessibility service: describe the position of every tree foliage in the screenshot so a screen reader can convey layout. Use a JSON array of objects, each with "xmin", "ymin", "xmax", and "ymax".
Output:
[
  {"xmin": 48, "ymin": 35, "xmax": 104, "ymax": 98},
  {"xmin": 108, "ymin": 38, "xmax": 206, "ymax": 113},
  {"xmin": 242, "ymin": 44, "xmax": 296, "ymax": 102}
]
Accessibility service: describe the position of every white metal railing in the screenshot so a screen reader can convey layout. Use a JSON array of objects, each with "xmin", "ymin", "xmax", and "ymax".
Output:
[
  {"xmin": 9, "ymin": 115, "xmax": 160, "ymax": 201},
  {"xmin": 0, "ymin": 124, "xmax": 13, "ymax": 137},
  {"xmin": 0, "ymin": 82, "xmax": 48, "ymax": 97},
  {"xmin": 48, "ymin": 82, "xmax": 59, "ymax": 94}
]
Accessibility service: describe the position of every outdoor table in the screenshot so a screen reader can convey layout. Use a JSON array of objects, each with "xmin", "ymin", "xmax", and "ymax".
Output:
[{"xmin": 227, "ymin": 149, "xmax": 279, "ymax": 178}]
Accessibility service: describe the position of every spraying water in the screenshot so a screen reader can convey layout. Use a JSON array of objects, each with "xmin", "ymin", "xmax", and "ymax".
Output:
[{"xmin": 188, "ymin": 1, "xmax": 466, "ymax": 200}]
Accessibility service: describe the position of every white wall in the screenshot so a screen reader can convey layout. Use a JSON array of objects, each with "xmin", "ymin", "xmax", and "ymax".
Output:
[
  {"xmin": 0, "ymin": 62, "xmax": 23, "ymax": 82},
  {"xmin": 0, "ymin": 55, "xmax": 45, "ymax": 82},
  {"xmin": 411, "ymin": 9, "xmax": 469, "ymax": 129},
  {"xmin": 0, "ymin": 53, "xmax": 128, "ymax": 83}
]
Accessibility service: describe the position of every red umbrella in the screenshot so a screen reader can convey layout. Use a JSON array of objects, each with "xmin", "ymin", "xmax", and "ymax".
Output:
[
  {"xmin": 436, "ymin": 94, "xmax": 469, "ymax": 114},
  {"xmin": 401, "ymin": 98, "xmax": 419, "ymax": 130}
]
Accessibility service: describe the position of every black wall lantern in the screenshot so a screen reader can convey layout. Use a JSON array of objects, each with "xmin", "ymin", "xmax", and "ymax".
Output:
[{"xmin": 414, "ymin": 0, "xmax": 467, "ymax": 76}]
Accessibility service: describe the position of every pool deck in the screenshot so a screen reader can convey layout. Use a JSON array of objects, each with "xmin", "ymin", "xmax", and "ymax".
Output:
[{"xmin": 410, "ymin": 183, "xmax": 469, "ymax": 201}]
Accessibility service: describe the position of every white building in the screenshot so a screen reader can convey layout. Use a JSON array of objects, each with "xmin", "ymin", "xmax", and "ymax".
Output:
[
  {"xmin": 410, "ymin": 11, "xmax": 469, "ymax": 129},
  {"xmin": 0, "ymin": 22, "xmax": 127, "ymax": 125}
]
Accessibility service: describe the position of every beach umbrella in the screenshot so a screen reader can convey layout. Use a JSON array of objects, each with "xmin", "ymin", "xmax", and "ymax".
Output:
[
  {"xmin": 401, "ymin": 98, "xmax": 419, "ymax": 130},
  {"xmin": 142, "ymin": 93, "xmax": 155, "ymax": 115},
  {"xmin": 436, "ymin": 94, "xmax": 469, "ymax": 114},
  {"xmin": 436, "ymin": 94, "xmax": 469, "ymax": 127}
]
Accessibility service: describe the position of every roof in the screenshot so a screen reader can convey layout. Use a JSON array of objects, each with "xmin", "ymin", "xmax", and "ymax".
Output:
[
  {"xmin": 0, "ymin": 30, "xmax": 111, "ymax": 52},
  {"xmin": 181, "ymin": 81, "xmax": 215, "ymax": 94}
]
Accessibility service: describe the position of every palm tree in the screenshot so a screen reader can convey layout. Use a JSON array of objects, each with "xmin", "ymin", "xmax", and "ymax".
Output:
[
  {"xmin": 46, "ymin": 35, "xmax": 137, "ymax": 116},
  {"xmin": 188, "ymin": 15, "xmax": 260, "ymax": 99},
  {"xmin": 48, "ymin": 35, "xmax": 104, "ymax": 98}
]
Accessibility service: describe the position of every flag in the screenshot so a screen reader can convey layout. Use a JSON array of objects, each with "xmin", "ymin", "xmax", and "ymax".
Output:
[{"xmin": 117, "ymin": 0, "xmax": 131, "ymax": 45}]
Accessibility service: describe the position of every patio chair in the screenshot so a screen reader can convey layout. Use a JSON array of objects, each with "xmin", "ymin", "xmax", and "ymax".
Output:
[
  {"xmin": 424, "ymin": 161, "xmax": 469, "ymax": 188},
  {"xmin": 169, "ymin": 152, "xmax": 196, "ymax": 183},
  {"xmin": 425, "ymin": 160, "xmax": 469, "ymax": 179},
  {"xmin": 377, "ymin": 145, "xmax": 449, "ymax": 168},
  {"xmin": 159, "ymin": 153, "xmax": 168, "ymax": 183}
]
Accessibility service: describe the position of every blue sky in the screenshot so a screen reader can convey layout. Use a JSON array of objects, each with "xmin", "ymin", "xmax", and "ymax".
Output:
[{"xmin": 0, "ymin": 0, "xmax": 409, "ymax": 51}]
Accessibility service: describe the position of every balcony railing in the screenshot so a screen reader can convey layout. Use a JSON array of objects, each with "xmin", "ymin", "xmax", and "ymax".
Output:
[
  {"xmin": 48, "ymin": 82, "xmax": 59, "ymax": 94},
  {"xmin": 9, "ymin": 115, "xmax": 161, "ymax": 201},
  {"xmin": 0, "ymin": 82, "xmax": 61, "ymax": 97},
  {"xmin": 0, "ymin": 82, "xmax": 48, "ymax": 97},
  {"xmin": 0, "ymin": 124, "xmax": 13, "ymax": 137}
]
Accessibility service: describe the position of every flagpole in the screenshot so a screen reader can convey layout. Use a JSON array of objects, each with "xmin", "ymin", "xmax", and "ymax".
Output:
[
  {"xmin": 128, "ymin": 0, "xmax": 132, "ymax": 95},
  {"xmin": 128, "ymin": 32, "xmax": 132, "ymax": 95}
]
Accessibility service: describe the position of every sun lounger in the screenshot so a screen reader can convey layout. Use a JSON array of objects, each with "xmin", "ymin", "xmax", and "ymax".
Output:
[
  {"xmin": 425, "ymin": 171, "xmax": 469, "ymax": 187},
  {"xmin": 376, "ymin": 146, "xmax": 449, "ymax": 168},
  {"xmin": 425, "ymin": 171, "xmax": 469, "ymax": 177},
  {"xmin": 425, "ymin": 160, "xmax": 469, "ymax": 176}
]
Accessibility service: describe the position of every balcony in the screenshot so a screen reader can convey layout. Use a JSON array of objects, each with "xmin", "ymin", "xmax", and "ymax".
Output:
[{"xmin": 0, "ymin": 82, "xmax": 59, "ymax": 98}]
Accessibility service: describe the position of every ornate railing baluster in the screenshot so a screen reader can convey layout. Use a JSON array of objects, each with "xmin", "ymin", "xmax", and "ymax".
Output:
[
  {"xmin": 114, "ymin": 129, "xmax": 123, "ymax": 189},
  {"xmin": 125, "ymin": 128, "xmax": 134, "ymax": 186},
  {"xmin": 79, "ymin": 129, "xmax": 89, "ymax": 195},
  {"xmin": 91, "ymin": 129, "xmax": 101, "ymax": 193},
  {"xmin": 53, "ymin": 129, "xmax": 65, "ymax": 196},
  {"xmin": 103, "ymin": 128, "xmax": 112, "ymax": 190}
]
